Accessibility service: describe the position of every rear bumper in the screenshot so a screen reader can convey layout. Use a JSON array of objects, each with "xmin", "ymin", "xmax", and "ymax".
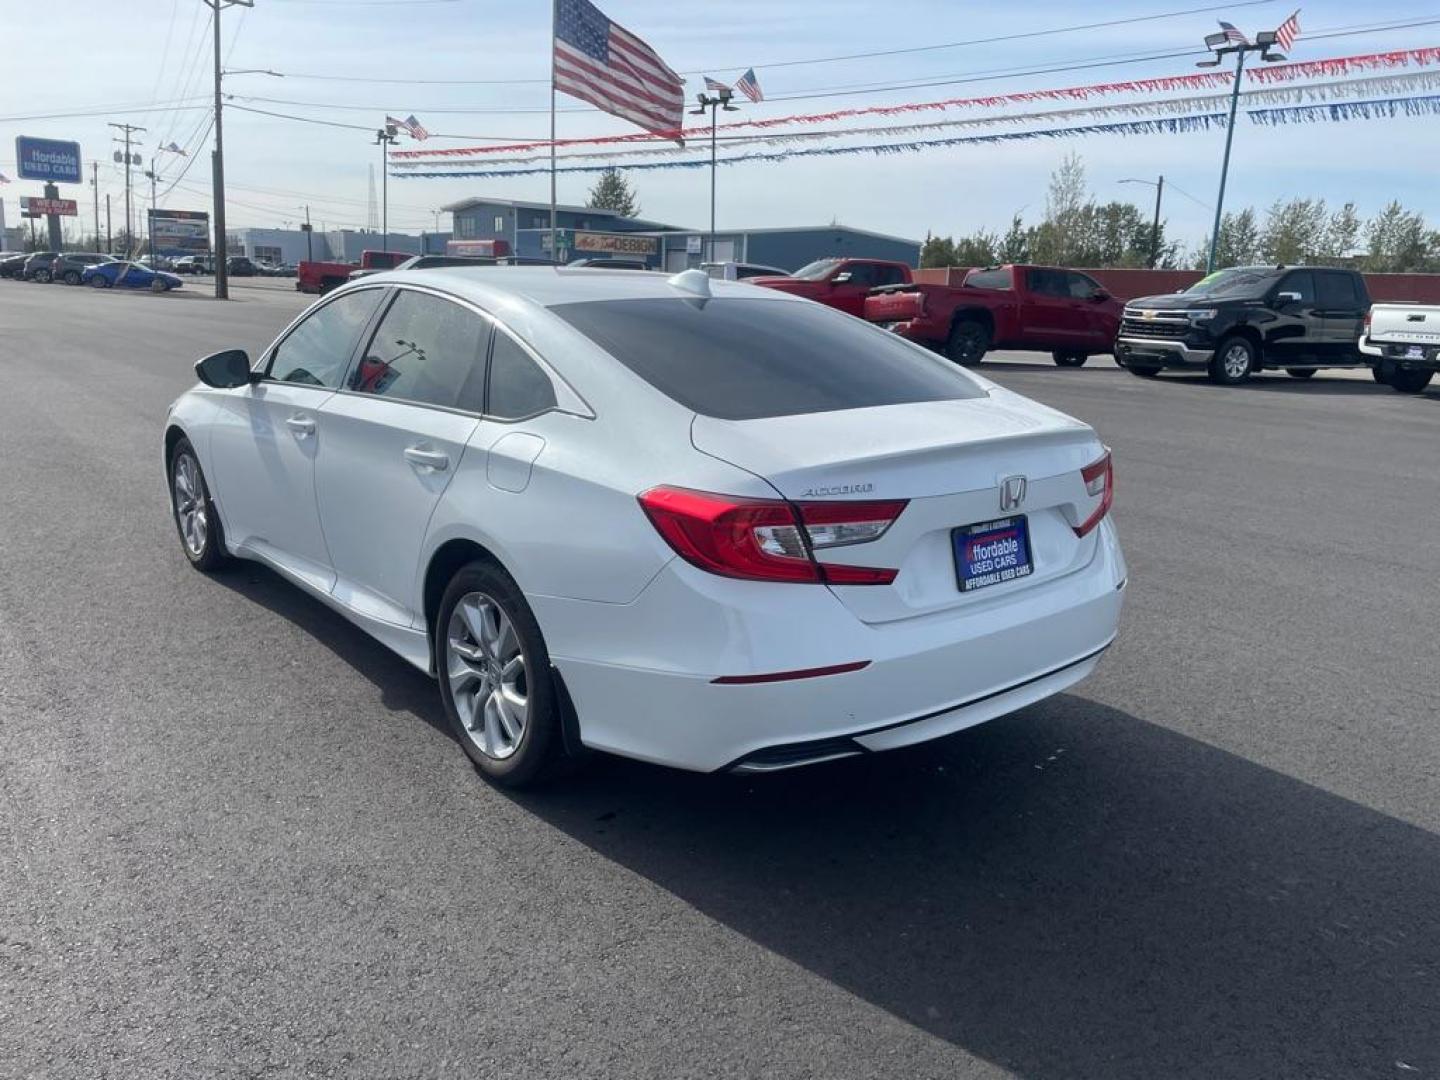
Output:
[
  {"xmin": 534, "ymin": 518, "xmax": 1126, "ymax": 773},
  {"xmin": 1115, "ymin": 336, "xmax": 1213, "ymax": 369},
  {"xmin": 1360, "ymin": 336, "xmax": 1440, "ymax": 368}
]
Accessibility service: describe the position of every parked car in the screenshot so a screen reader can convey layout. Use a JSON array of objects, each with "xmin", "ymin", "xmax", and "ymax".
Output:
[
  {"xmin": 567, "ymin": 257, "xmax": 649, "ymax": 270},
  {"xmin": 750, "ymin": 257, "xmax": 914, "ymax": 317},
  {"xmin": 255, "ymin": 259, "xmax": 295, "ymax": 277},
  {"xmin": 227, "ymin": 256, "xmax": 258, "ymax": 277},
  {"xmin": 173, "ymin": 255, "xmax": 215, "ymax": 275},
  {"xmin": 51, "ymin": 252, "xmax": 118, "ymax": 285},
  {"xmin": 83, "ymin": 260, "xmax": 184, "ymax": 292},
  {"xmin": 0, "ymin": 253, "xmax": 30, "ymax": 278},
  {"xmin": 162, "ymin": 267, "xmax": 1124, "ymax": 787},
  {"xmin": 1115, "ymin": 265, "xmax": 1371, "ymax": 384},
  {"xmin": 22, "ymin": 251, "xmax": 60, "ymax": 282},
  {"xmin": 864, "ymin": 264, "xmax": 1125, "ymax": 366},
  {"xmin": 298, "ymin": 249, "xmax": 409, "ymax": 294},
  {"xmin": 702, "ymin": 260, "xmax": 788, "ymax": 281},
  {"xmin": 137, "ymin": 254, "xmax": 175, "ymax": 272},
  {"xmin": 1360, "ymin": 301, "xmax": 1440, "ymax": 393}
]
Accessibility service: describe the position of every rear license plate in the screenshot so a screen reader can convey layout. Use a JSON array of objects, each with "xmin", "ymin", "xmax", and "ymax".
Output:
[
  {"xmin": 954, "ymin": 515, "xmax": 1034, "ymax": 592},
  {"xmin": 1406, "ymin": 345, "xmax": 1425, "ymax": 359}
]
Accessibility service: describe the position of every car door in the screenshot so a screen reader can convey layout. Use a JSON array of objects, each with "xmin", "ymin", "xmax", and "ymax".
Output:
[
  {"xmin": 1317, "ymin": 271, "xmax": 1367, "ymax": 364},
  {"xmin": 208, "ymin": 286, "xmax": 387, "ymax": 592},
  {"xmin": 1265, "ymin": 271, "xmax": 1323, "ymax": 366},
  {"xmin": 313, "ymin": 286, "xmax": 487, "ymax": 628},
  {"xmin": 1064, "ymin": 270, "xmax": 1116, "ymax": 349},
  {"xmin": 1020, "ymin": 268, "xmax": 1088, "ymax": 345},
  {"xmin": 827, "ymin": 263, "xmax": 877, "ymax": 316}
]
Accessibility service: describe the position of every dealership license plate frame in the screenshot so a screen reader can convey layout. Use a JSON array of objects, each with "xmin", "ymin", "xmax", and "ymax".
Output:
[
  {"xmin": 953, "ymin": 515, "xmax": 1034, "ymax": 593},
  {"xmin": 1406, "ymin": 345, "xmax": 1426, "ymax": 359}
]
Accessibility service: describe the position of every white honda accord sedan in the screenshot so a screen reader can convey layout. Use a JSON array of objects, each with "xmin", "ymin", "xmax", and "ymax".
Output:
[{"xmin": 164, "ymin": 267, "xmax": 1125, "ymax": 786}]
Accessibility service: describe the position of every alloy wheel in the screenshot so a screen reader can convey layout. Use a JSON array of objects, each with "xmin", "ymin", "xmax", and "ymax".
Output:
[
  {"xmin": 446, "ymin": 592, "xmax": 529, "ymax": 760},
  {"xmin": 1222, "ymin": 343, "xmax": 1251, "ymax": 380},
  {"xmin": 172, "ymin": 453, "xmax": 208, "ymax": 557}
]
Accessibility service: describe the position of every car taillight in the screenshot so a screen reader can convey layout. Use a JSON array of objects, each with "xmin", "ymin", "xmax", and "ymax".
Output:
[
  {"xmin": 638, "ymin": 486, "xmax": 907, "ymax": 585},
  {"xmin": 1074, "ymin": 449, "xmax": 1114, "ymax": 538},
  {"xmin": 1363, "ymin": 309, "xmax": 1372, "ymax": 335}
]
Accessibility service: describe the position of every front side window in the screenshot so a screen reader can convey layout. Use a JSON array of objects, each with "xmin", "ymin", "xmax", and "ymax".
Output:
[
  {"xmin": 487, "ymin": 329, "xmax": 558, "ymax": 419},
  {"xmin": 348, "ymin": 289, "xmax": 488, "ymax": 409},
  {"xmin": 1066, "ymin": 271, "xmax": 1102, "ymax": 299},
  {"xmin": 268, "ymin": 288, "xmax": 386, "ymax": 388},
  {"xmin": 1278, "ymin": 271, "xmax": 1317, "ymax": 305},
  {"xmin": 551, "ymin": 297, "xmax": 983, "ymax": 421}
]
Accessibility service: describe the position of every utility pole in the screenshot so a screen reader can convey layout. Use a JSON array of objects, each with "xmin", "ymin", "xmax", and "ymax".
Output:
[
  {"xmin": 205, "ymin": 0, "xmax": 256, "ymax": 300},
  {"xmin": 109, "ymin": 122, "xmax": 146, "ymax": 254},
  {"xmin": 302, "ymin": 204, "xmax": 313, "ymax": 262},
  {"xmin": 690, "ymin": 86, "xmax": 739, "ymax": 263},
  {"xmin": 374, "ymin": 124, "xmax": 398, "ymax": 252},
  {"xmin": 144, "ymin": 170, "xmax": 159, "ymax": 263},
  {"xmin": 91, "ymin": 162, "xmax": 100, "ymax": 249},
  {"xmin": 105, "ymin": 195, "xmax": 112, "ymax": 254},
  {"xmin": 1197, "ymin": 26, "xmax": 1288, "ymax": 272},
  {"xmin": 1120, "ymin": 175, "xmax": 1165, "ymax": 268}
]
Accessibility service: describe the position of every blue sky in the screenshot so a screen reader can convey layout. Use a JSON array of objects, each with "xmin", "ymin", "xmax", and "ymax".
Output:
[{"xmin": 2, "ymin": 0, "xmax": 1437, "ymax": 249}]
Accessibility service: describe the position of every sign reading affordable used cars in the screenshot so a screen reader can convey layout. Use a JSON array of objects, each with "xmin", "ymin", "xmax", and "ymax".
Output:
[
  {"xmin": 573, "ymin": 231, "xmax": 658, "ymax": 256},
  {"xmin": 15, "ymin": 137, "xmax": 83, "ymax": 185},
  {"xmin": 20, "ymin": 197, "xmax": 78, "ymax": 217},
  {"xmin": 148, "ymin": 208, "xmax": 211, "ymax": 254}
]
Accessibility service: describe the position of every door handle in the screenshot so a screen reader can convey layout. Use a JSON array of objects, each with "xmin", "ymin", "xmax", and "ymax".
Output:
[
  {"xmin": 404, "ymin": 446, "xmax": 450, "ymax": 471},
  {"xmin": 285, "ymin": 415, "xmax": 316, "ymax": 437}
]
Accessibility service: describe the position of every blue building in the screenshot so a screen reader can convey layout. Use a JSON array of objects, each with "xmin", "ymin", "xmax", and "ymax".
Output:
[{"xmin": 442, "ymin": 196, "xmax": 919, "ymax": 271}]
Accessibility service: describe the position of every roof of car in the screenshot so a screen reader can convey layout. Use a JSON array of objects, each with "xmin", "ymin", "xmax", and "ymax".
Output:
[{"xmin": 358, "ymin": 265, "xmax": 805, "ymax": 310}]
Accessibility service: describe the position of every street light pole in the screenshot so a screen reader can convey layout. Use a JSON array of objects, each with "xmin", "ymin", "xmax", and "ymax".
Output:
[
  {"xmin": 205, "ymin": 1, "xmax": 259, "ymax": 300},
  {"xmin": 303, "ymin": 204, "xmax": 313, "ymax": 262},
  {"xmin": 690, "ymin": 87, "xmax": 739, "ymax": 263},
  {"xmin": 1120, "ymin": 175, "xmax": 1165, "ymax": 268},
  {"xmin": 1197, "ymin": 27, "xmax": 1287, "ymax": 273},
  {"xmin": 374, "ymin": 124, "xmax": 398, "ymax": 252}
]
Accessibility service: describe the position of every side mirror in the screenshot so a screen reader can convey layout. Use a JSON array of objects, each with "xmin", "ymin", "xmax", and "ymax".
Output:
[
  {"xmin": 1276, "ymin": 291, "xmax": 1302, "ymax": 307},
  {"xmin": 832, "ymin": 272, "xmax": 853, "ymax": 284},
  {"xmin": 195, "ymin": 349, "xmax": 254, "ymax": 388},
  {"xmin": 1091, "ymin": 289, "xmax": 1111, "ymax": 302}
]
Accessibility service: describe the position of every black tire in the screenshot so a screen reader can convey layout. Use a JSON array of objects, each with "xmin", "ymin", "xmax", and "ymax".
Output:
[
  {"xmin": 1052, "ymin": 350, "xmax": 1088, "ymax": 368},
  {"xmin": 1127, "ymin": 364, "xmax": 1163, "ymax": 378},
  {"xmin": 945, "ymin": 319, "xmax": 990, "ymax": 366},
  {"xmin": 168, "ymin": 437, "xmax": 229, "ymax": 572},
  {"xmin": 34, "ymin": 270, "xmax": 51, "ymax": 284},
  {"xmin": 64, "ymin": 270, "xmax": 82, "ymax": 286},
  {"xmin": 1209, "ymin": 335, "xmax": 1258, "ymax": 385},
  {"xmin": 435, "ymin": 560, "xmax": 565, "ymax": 788},
  {"xmin": 90, "ymin": 275, "xmax": 109, "ymax": 289},
  {"xmin": 1371, "ymin": 365, "xmax": 1388, "ymax": 384},
  {"xmin": 1285, "ymin": 368, "xmax": 1316, "ymax": 379},
  {"xmin": 1385, "ymin": 364, "xmax": 1434, "ymax": 394}
]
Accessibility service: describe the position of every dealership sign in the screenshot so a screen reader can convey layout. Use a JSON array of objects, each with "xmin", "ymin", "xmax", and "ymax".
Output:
[
  {"xmin": 148, "ymin": 209, "xmax": 211, "ymax": 254},
  {"xmin": 573, "ymin": 231, "xmax": 658, "ymax": 256},
  {"xmin": 20, "ymin": 196, "xmax": 78, "ymax": 217},
  {"xmin": 15, "ymin": 137, "xmax": 83, "ymax": 185}
]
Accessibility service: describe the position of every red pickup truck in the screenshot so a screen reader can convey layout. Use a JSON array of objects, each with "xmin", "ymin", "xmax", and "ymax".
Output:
[
  {"xmin": 296, "ymin": 249, "xmax": 411, "ymax": 294},
  {"xmin": 749, "ymin": 257, "xmax": 913, "ymax": 317},
  {"xmin": 864, "ymin": 264, "xmax": 1125, "ymax": 366}
]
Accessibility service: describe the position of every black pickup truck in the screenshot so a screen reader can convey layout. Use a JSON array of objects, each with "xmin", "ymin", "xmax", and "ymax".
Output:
[{"xmin": 1114, "ymin": 265, "xmax": 1371, "ymax": 385}]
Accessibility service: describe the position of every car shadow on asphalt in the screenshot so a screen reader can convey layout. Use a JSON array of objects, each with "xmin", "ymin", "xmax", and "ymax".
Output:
[
  {"xmin": 215, "ymin": 564, "xmax": 1439, "ymax": 1079},
  {"xmin": 1139, "ymin": 373, "xmax": 1440, "ymax": 399}
]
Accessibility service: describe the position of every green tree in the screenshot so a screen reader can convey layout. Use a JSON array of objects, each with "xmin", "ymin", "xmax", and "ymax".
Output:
[
  {"xmin": 919, "ymin": 232, "xmax": 957, "ymax": 269},
  {"xmin": 585, "ymin": 167, "xmax": 640, "ymax": 218},
  {"xmin": 1198, "ymin": 208, "xmax": 1261, "ymax": 269},
  {"xmin": 1260, "ymin": 197, "xmax": 1329, "ymax": 264},
  {"xmin": 1364, "ymin": 201, "xmax": 1433, "ymax": 272},
  {"xmin": 998, "ymin": 214, "xmax": 1029, "ymax": 263},
  {"xmin": 1323, "ymin": 202, "xmax": 1362, "ymax": 261},
  {"xmin": 953, "ymin": 230, "xmax": 999, "ymax": 267}
]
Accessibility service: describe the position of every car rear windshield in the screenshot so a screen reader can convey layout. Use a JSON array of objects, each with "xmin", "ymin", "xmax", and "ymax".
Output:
[{"xmin": 550, "ymin": 297, "xmax": 984, "ymax": 421}]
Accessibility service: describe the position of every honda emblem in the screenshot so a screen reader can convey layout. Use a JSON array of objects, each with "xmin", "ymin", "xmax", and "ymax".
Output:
[{"xmin": 1000, "ymin": 475, "xmax": 1027, "ymax": 513}]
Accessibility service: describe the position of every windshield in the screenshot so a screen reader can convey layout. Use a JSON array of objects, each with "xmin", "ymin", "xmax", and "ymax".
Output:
[
  {"xmin": 1186, "ymin": 267, "xmax": 1277, "ymax": 299},
  {"xmin": 789, "ymin": 258, "xmax": 842, "ymax": 281}
]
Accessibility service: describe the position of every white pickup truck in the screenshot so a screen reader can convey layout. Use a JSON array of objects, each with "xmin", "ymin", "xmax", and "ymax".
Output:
[{"xmin": 1360, "ymin": 303, "xmax": 1440, "ymax": 393}]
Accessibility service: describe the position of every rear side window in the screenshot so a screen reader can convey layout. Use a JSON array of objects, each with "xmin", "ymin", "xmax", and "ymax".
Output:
[
  {"xmin": 487, "ymin": 329, "xmax": 557, "ymax": 419},
  {"xmin": 348, "ymin": 289, "xmax": 488, "ymax": 409},
  {"xmin": 551, "ymin": 297, "xmax": 983, "ymax": 421},
  {"xmin": 1318, "ymin": 272, "xmax": 1361, "ymax": 309},
  {"xmin": 965, "ymin": 268, "xmax": 1013, "ymax": 289},
  {"xmin": 269, "ymin": 288, "xmax": 386, "ymax": 388}
]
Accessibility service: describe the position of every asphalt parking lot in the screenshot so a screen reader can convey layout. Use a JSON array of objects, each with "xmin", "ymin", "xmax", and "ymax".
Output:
[{"xmin": 1, "ymin": 280, "xmax": 1437, "ymax": 1080}]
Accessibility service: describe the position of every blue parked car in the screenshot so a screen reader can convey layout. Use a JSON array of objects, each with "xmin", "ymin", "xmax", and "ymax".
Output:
[{"xmin": 82, "ymin": 260, "xmax": 184, "ymax": 292}]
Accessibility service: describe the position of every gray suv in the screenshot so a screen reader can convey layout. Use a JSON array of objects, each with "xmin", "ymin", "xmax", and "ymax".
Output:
[{"xmin": 50, "ymin": 252, "xmax": 117, "ymax": 286}]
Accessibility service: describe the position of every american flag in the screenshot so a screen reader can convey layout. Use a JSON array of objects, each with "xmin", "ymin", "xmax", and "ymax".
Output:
[
  {"xmin": 554, "ymin": 0, "xmax": 684, "ymax": 138},
  {"xmin": 703, "ymin": 76, "xmax": 731, "ymax": 94},
  {"xmin": 1274, "ymin": 9, "xmax": 1301, "ymax": 51},
  {"xmin": 161, "ymin": 141, "xmax": 188, "ymax": 156},
  {"xmin": 1217, "ymin": 20, "xmax": 1250, "ymax": 45},
  {"xmin": 736, "ymin": 67, "xmax": 763, "ymax": 103},
  {"xmin": 404, "ymin": 114, "xmax": 430, "ymax": 141}
]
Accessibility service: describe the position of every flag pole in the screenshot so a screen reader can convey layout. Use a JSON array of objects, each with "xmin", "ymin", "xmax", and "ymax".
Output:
[{"xmin": 549, "ymin": 0, "xmax": 558, "ymax": 263}]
